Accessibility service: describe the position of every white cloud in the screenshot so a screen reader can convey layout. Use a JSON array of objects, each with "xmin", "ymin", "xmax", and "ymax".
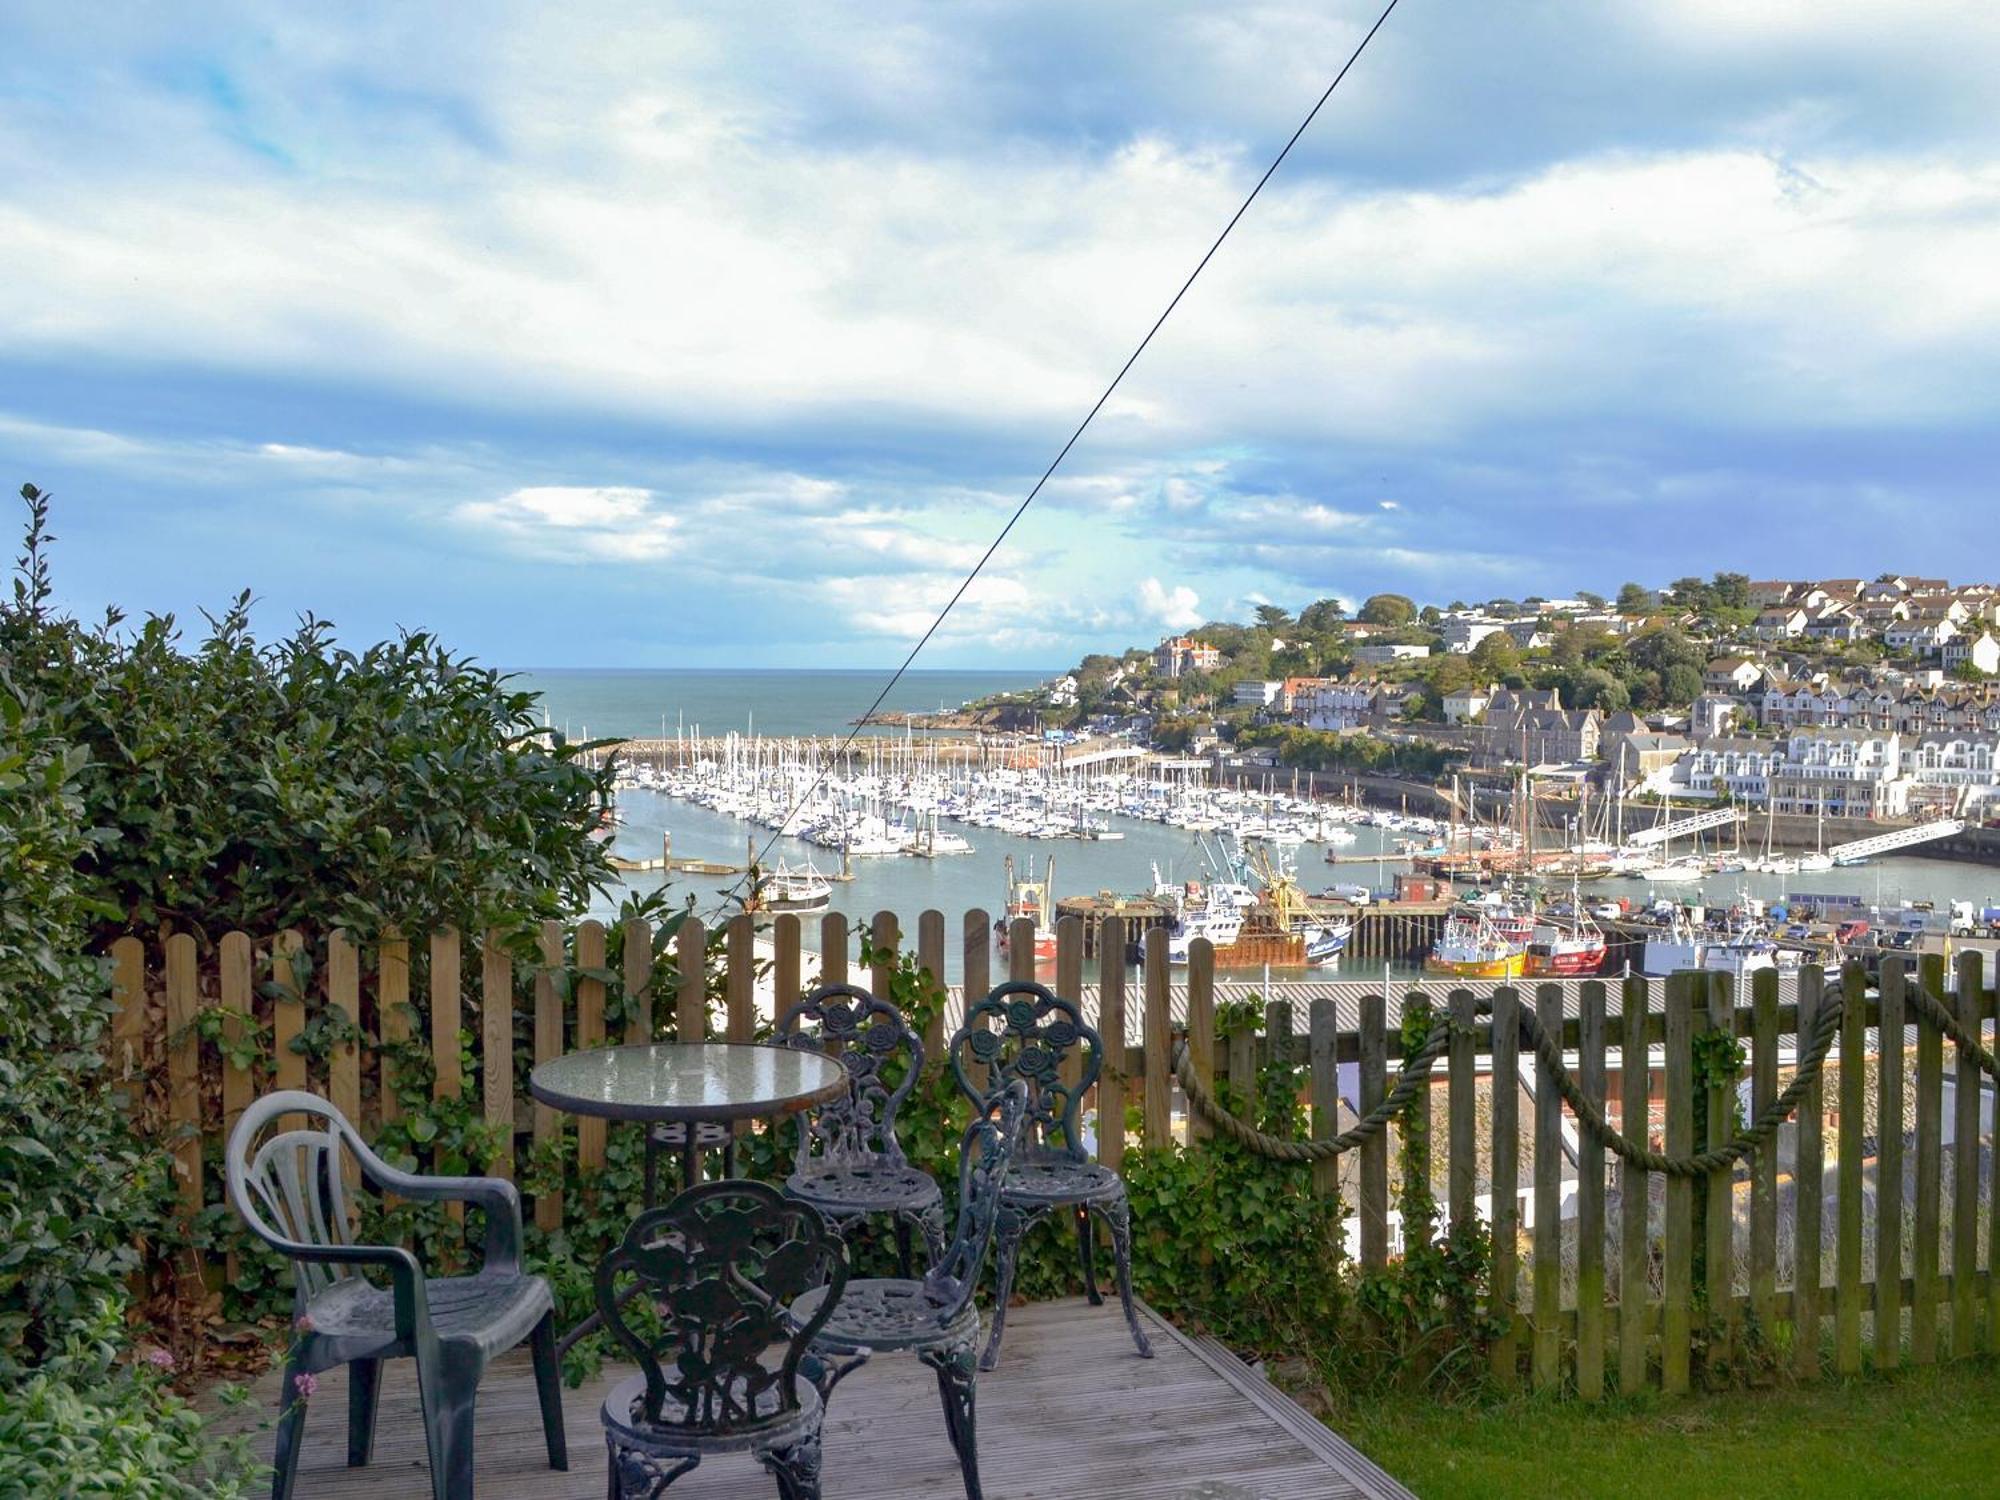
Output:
[
  {"xmin": 1136, "ymin": 576, "xmax": 1203, "ymax": 632},
  {"xmin": 453, "ymin": 486, "xmax": 678, "ymax": 562}
]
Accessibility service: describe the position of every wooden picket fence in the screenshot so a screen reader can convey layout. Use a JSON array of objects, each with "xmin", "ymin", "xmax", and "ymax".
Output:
[{"xmin": 107, "ymin": 909, "xmax": 2000, "ymax": 1396}]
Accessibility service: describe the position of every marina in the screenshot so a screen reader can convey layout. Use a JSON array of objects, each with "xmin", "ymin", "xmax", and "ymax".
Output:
[{"xmin": 588, "ymin": 730, "xmax": 2000, "ymax": 988}]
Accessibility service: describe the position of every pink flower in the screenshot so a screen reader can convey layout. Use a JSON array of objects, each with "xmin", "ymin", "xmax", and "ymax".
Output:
[
  {"xmin": 142, "ymin": 1347, "xmax": 176, "ymax": 1370},
  {"xmin": 292, "ymin": 1372, "xmax": 319, "ymax": 1401},
  {"xmin": 293, "ymin": 1314, "xmax": 315, "ymax": 1335}
]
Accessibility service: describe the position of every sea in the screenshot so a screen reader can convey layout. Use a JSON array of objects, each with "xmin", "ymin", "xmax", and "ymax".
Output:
[{"xmin": 518, "ymin": 668, "xmax": 2000, "ymax": 984}]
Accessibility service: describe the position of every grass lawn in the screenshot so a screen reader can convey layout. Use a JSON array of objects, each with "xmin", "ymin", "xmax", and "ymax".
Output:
[{"xmin": 1343, "ymin": 1359, "xmax": 2000, "ymax": 1498}]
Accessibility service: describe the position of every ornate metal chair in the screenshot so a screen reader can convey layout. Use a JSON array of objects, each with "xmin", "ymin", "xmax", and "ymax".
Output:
[
  {"xmin": 226, "ymin": 1090, "xmax": 566, "ymax": 1500},
  {"xmin": 596, "ymin": 1180, "xmax": 849, "ymax": 1499},
  {"xmin": 777, "ymin": 981, "xmax": 946, "ymax": 1275},
  {"xmin": 788, "ymin": 1081, "xmax": 1028, "ymax": 1500},
  {"xmin": 949, "ymin": 979, "xmax": 1154, "ymax": 1371}
]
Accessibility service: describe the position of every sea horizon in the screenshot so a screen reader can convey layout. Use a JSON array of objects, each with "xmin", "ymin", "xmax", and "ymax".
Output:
[{"xmin": 510, "ymin": 664, "xmax": 1057, "ymax": 740}]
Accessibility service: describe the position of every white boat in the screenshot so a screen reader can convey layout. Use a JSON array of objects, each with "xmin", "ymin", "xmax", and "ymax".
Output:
[
  {"xmin": 1167, "ymin": 899, "xmax": 1245, "ymax": 964},
  {"xmin": 1635, "ymin": 858, "xmax": 1704, "ymax": 884},
  {"xmin": 756, "ymin": 860, "xmax": 832, "ymax": 916}
]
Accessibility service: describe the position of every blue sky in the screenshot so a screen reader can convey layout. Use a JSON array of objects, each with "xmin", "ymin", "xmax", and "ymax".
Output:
[{"xmin": 5, "ymin": 2, "xmax": 1999, "ymax": 668}]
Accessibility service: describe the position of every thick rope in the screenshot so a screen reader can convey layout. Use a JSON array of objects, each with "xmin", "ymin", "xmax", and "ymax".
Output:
[
  {"xmin": 1904, "ymin": 978, "xmax": 2000, "ymax": 1083},
  {"xmin": 1174, "ymin": 977, "xmax": 1859, "ymax": 1179}
]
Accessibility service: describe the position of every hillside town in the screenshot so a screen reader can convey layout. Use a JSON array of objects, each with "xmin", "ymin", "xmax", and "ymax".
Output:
[{"xmin": 1023, "ymin": 573, "xmax": 2000, "ymax": 823}]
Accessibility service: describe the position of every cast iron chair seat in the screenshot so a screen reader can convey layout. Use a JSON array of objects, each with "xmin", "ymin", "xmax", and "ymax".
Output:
[
  {"xmin": 999, "ymin": 1153, "xmax": 1125, "ymax": 1206},
  {"xmin": 226, "ymin": 1090, "xmax": 566, "ymax": 1500},
  {"xmin": 778, "ymin": 983, "xmax": 946, "ymax": 1275},
  {"xmin": 599, "ymin": 1369, "xmax": 823, "ymax": 1457},
  {"xmin": 792, "ymin": 1277, "xmax": 980, "ymax": 1353},
  {"xmin": 949, "ymin": 980, "xmax": 1154, "ymax": 1373},
  {"xmin": 786, "ymin": 1160, "xmax": 940, "ymax": 1212},
  {"xmin": 303, "ymin": 1271, "xmax": 553, "ymax": 1364},
  {"xmin": 785, "ymin": 1083, "xmax": 1027, "ymax": 1500}
]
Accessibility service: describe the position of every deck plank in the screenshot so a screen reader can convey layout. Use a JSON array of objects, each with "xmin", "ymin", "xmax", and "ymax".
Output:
[{"xmin": 237, "ymin": 1298, "xmax": 1405, "ymax": 1499}]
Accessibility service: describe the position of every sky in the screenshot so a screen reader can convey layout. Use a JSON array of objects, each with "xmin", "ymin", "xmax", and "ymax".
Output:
[{"xmin": 4, "ymin": 2, "xmax": 2000, "ymax": 669}]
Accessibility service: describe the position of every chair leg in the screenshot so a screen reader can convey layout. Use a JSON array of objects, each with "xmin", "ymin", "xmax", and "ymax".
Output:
[
  {"xmin": 413, "ymin": 1347, "xmax": 482, "ymax": 1500},
  {"xmin": 270, "ymin": 1351, "xmax": 311, "ymax": 1500},
  {"xmin": 529, "ymin": 1310, "xmax": 569, "ymax": 1471},
  {"xmin": 607, "ymin": 1435, "xmax": 698, "ymax": 1497},
  {"xmin": 921, "ymin": 1337, "xmax": 983, "ymax": 1500},
  {"xmin": 347, "ymin": 1357, "xmax": 381, "ymax": 1467},
  {"xmin": 1101, "ymin": 1196, "xmax": 1154, "ymax": 1359},
  {"xmin": 1075, "ymin": 1203, "xmax": 1103, "ymax": 1305},
  {"xmin": 759, "ymin": 1432, "xmax": 824, "ymax": 1500},
  {"xmin": 979, "ymin": 1206, "xmax": 1024, "ymax": 1372}
]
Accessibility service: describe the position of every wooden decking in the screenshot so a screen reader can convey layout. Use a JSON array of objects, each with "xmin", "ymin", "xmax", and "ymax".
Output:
[{"xmin": 241, "ymin": 1298, "xmax": 1412, "ymax": 1499}]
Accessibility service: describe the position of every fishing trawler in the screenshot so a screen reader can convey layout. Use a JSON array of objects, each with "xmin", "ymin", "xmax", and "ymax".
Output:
[
  {"xmin": 750, "ymin": 859, "xmax": 832, "ymax": 916},
  {"xmin": 1522, "ymin": 910, "xmax": 1608, "ymax": 977},
  {"xmin": 996, "ymin": 854, "xmax": 1058, "ymax": 963},
  {"xmin": 1425, "ymin": 910, "xmax": 1528, "ymax": 978}
]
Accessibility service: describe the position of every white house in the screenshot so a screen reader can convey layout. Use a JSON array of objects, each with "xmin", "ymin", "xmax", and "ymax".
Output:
[
  {"xmin": 1944, "ymin": 631, "xmax": 2000, "ymax": 677},
  {"xmin": 1351, "ymin": 643, "xmax": 1431, "ymax": 665},
  {"xmin": 1440, "ymin": 619, "xmax": 1506, "ymax": 654},
  {"xmin": 1442, "ymin": 684, "xmax": 1495, "ymax": 723},
  {"xmin": 1232, "ymin": 679, "xmax": 1284, "ymax": 708}
]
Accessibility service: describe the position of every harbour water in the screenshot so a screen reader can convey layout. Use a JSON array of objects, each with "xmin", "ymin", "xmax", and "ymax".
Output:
[{"xmin": 528, "ymin": 670, "xmax": 2000, "ymax": 983}]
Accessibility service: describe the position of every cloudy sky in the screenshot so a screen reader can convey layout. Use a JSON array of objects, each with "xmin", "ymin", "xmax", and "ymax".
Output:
[{"xmin": 5, "ymin": 2, "xmax": 1998, "ymax": 667}]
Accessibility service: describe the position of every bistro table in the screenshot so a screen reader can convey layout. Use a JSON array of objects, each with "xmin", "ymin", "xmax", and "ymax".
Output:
[{"xmin": 529, "ymin": 1041, "xmax": 850, "ymax": 1353}]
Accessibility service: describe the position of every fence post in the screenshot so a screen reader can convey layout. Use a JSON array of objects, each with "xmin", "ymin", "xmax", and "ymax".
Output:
[
  {"xmin": 1662, "ymin": 971, "xmax": 1695, "ymax": 1395},
  {"xmin": 1489, "ymin": 985, "xmax": 1520, "ymax": 1389},
  {"xmin": 917, "ymin": 909, "xmax": 947, "ymax": 1058},
  {"xmin": 164, "ymin": 933, "xmax": 202, "ymax": 1224},
  {"xmin": 1186, "ymin": 943, "xmax": 1215, "ymax": 1145},
  {"xmin": 1835, "ymin": 962, "xmax": 1867, "ymax": 1374},
  {"xmin": 963, "ymin": 908, "xmax": 991, "ymax": 1018},
  {"xmin": 1097, "ymin": 916, "xmax": 1126, "ymax": 1172},
  {"xmin": 109, "ymin": 936, "xmax": 146, "ymax": 1111},
  {"xmin": 820, "ymin": 912, "xmax": 849, "ymax": 989},
  {"xmin": 479, "ymin": 929, "xmax": 512, "ymax": 1180},
  {"xmin": 1750, "ymin": 969, "xmax": 1779, "ymax": 1343},
  {"xmin": 1950, "ymin": 950, "xmax": 1982, "ymax": 1358},
  {"xmin": 1619, "ymin": 974, "xmax": 1650, "ymax": 1395},
  {"xmin": 218, "ymin": 931, "xmax": 255, "ymax": 1147},
  {"xmin": 1448, "ymin": 989, "xmax": 1475, "ymax": 1233},
  {"xmin": 1793, "ymin": 967, "xmax": 1825, "ymax": 1379},
  {"xmin": 329, "ymin": 931, "xmax": 364, "ymax": 1195},
  {"xmin": 533, "ymin": 921, "xmax": 564, "ymax": 1231},
  {"xmin": 1143, "ymin": 927, "xmax": 1172, "ymax": 1150},
  {"xmin": 1705, "ymin": 973, "xmax": 1737, "ymax": 1372},
  {"xmin": 1532, "ymin": 986, "xmax": 1562, "ymax": 1392},
  {"xmin": 377, "ymin": 932, "xmax": 410, "ymax": 1127},
  {"xmin": 1912, "ymin": 953, "xmax": 1943, "ymax": 1365},
  {"xmin": 623, "ymin": 917, "xmax": 653, "ymax": 1045},
  {"xmin": 575, "ymin": 920, "xmax": 607, "ymax": 1175},
  {"xmin": 678, "ymin": 916, "xmax": 708, "ymax": 1043},
  {"xmin": 1577, "ymin": 979, "xmax": 1607, "ymax": 1401},
  {"xmin": 277, "ymin": 929, "xmax": 310, "ymax": 1131},
  {"xmin": 1309, "ymin": 996, "xmax": 1338, "ymax": 1201}
]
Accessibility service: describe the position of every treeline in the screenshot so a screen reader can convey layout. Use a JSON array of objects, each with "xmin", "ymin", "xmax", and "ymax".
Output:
[{"xmin": 1234, "ymin": 724, "xmax": 1461, "ymax": 777}]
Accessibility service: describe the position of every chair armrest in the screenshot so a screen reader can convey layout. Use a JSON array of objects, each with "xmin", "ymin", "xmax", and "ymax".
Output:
[{"xmin": 362, "ymin": 1162, "xmax": 525, "ymax": 1274}]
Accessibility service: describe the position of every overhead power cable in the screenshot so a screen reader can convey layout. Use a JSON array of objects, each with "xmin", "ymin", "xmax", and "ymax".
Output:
[{"xmin": 706, "ymin": 0, "xmax": 1406, "ymax": 917}]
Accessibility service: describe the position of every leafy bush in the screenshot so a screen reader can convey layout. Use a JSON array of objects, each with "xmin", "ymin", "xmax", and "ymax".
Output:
[
  {"xmin": 4, "ymin": 487, "xmax": 617, "ymax": 949},
  {"xmin": 0, "ymin": 1305, "xmax": 253, "ymax": 1499}
]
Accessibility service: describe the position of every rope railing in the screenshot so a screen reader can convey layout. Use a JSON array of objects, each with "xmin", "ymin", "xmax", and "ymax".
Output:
[{"xmin": 1173, "ymin": 969, "xmax": 2000, "ymax": 1180}]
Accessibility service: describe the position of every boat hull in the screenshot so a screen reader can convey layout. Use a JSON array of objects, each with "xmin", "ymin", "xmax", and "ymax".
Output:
[{"xmin": 1424, "ymin": 952, "xmax": 1526, "ymax": 979}]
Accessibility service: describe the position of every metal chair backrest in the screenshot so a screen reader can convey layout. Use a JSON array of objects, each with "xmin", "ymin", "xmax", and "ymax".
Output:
[
  {"xmin": 950, "ymin": 979, "xmax": 1102, "ymax": 1159},
  {"xmin": 596, "ymin": 1180, "xmax": 847, "ymax": 1436},
  {"xmin": 922, "ymin": 1081, "xmax": 1028, "ymax": 1319},
  {"xmin": 227, "ymin": 1092, "xmax": 379, "ymax": 1303},
  {"xmin": 777, "ymin": 982, "xmax": 922, "ymax": 1169}
]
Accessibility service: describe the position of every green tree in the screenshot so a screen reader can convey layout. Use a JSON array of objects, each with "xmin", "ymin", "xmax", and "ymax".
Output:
[
  {"xmin": 1616, "ymin": 582, "xmax": 1652, "ymax": 615},
  {"xmin": 1662, "ymin": 661, "xmax": 1704, "ymax": 706},
  {"xmin": 1297, "ymin": 597, "xmax": 1347, "ymax": 634},
  {"xmin": 1467, "ymin": 631, "xmax": 1521, "ymax": 681},
  {"xmin": 1357, "ymin": 593, "xmax": 1416, "ymax": 626},
  {"xmin": 1252, "ymin": 603, "xmax": 1293, "ymax": 634}
]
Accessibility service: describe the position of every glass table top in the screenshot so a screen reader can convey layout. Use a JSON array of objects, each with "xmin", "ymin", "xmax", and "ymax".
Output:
[{"xmin": 527, "ymin": 1042, "xmax": 849, "ymax": 1122}]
